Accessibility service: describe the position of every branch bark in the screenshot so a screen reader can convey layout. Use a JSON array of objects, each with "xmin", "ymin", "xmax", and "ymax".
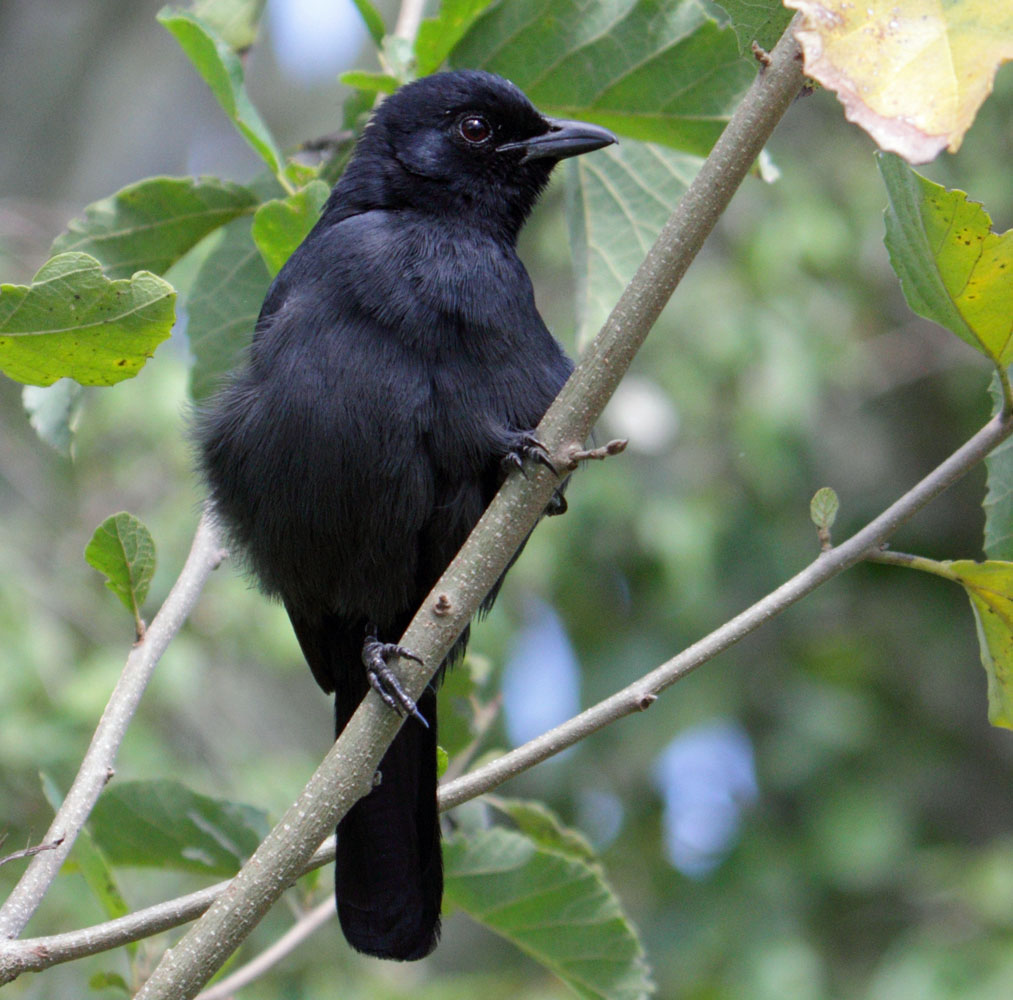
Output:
[
  {"xmin": 0, "ymin": 514, "xmax": 226, "ymax": 941},
  {"xmin": 134, "ymin": 23, "xmax": 808, "ymax": 999}
]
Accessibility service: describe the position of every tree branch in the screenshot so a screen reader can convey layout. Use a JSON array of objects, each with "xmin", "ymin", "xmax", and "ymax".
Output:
[
  {"xmin": 440, "ymin": 410, "xmax": 1013, "ymax": 808},
  {"xmin": 134, "ymin": 23, "xmax": 808, "ymax": 999},
  {"xmin": 194, "ymin": 899, "xmax": 334, "ymax": 1000},
  {"xmin": 0, "ymin": 514, "xmax": 226, "ymax": 942},
  {"xmin": 5, "ymin": 407, "xmax": 1008, "ymax": 982}
]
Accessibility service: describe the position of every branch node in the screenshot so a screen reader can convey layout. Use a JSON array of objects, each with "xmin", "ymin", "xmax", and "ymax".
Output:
[
  {"xmin": 564, "ymin": 438, "xmax": 628, "ymax": 470},
  {"xmin": 433, "ymin": 593, "xmax": 452, "ymax": 617},
  {"xmin": 751, "ymin": 40, "xmax": 772, "ymax": 67},
  {"xmin": 637, "ymin": 692, "xmax": 657, "ymax": 712},
  {"xmin": 818, "ymin": 526, "xmax": 833, "ymax": 552}
]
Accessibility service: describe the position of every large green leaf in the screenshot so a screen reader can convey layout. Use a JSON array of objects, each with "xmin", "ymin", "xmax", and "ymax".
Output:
[
  {"xmin": 158, "ymin": 7, "xmax": 284, "ymax": 174},
  {"xmin": 567, "ymin": 140, "xmax": 702, "ymax": 340},
  {"xmin": 880, "ymin": 152, "xmax": 1013, "ymax": 368},
  {"xmin": 349, "ymin": 0, "xmax": 385, "ymax": 45},
  {"xmin": 416, "ymin": 0, "xmax": 495, "ymax": 76},
  {"xmin": 486, "ymin": 795, "xmax": 598, "ymax": 864},
  {"xmin": 445, "ymin": 825, "xmax": 653, "ymax": 999},
  {"xmin": 41, "ymin": 773, "xmax": 131, "ymax": 927},
  {"xmin": 51, "ymin": 176, "xmax": 256, "ymax": 280},
  {"xmin": 187, "ymin": 215, "xmax": 271, "ymax": 400},
  {"xmin": 0, "ymin": 253, "xmax": 175, "ymax": 387},
  {"xmin": 88, "ymin": 779, "xmax": 270, "ymax": 877},
  {"xmin": 251, "ymin": 180, "xmax": 329, "ymax": 276},
  {"xmin": 713, "ymin": 0, "xmax": 794, "ymax": 54},
  {"xmin": 451, "ymin": 0, "xmax": 753, "ymax": 155},
  {"xmin": 22, "ymin": 379, "xmax": 84, "ymax": 456},
  {"xmin": 191, "ymin": 0, "xmax": 266, "ymax": 51}
]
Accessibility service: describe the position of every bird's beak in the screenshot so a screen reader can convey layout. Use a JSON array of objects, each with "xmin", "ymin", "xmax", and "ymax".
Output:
[{"xmin": 498, "ymin": 117, "xmax": 617, "ymax": 163}]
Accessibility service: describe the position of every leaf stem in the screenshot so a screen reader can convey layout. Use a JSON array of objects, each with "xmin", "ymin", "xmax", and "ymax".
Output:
[{"xmin": 998, "ymin": 364, "xmax": 1013, "ymax": 419}]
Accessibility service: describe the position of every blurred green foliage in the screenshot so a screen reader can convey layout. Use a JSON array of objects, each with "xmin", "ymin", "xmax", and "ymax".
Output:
[{"xmin": 1, "ymin": 1, "xmax": 1012, "ymax": 998}]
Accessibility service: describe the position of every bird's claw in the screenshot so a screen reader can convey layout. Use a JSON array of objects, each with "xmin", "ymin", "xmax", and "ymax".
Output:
[
  {"xmin": 501, "ymin": 432, "xmax": 557, "ymax": 477},
  {"xmin": 362, "ymin": 634, "xmax": 429, "ymax": 728}
]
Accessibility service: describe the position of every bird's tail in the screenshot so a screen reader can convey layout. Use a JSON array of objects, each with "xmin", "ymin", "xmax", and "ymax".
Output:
[{"xmin": 334, "ymin": 682, "xmax": 442, "ymax": 961}]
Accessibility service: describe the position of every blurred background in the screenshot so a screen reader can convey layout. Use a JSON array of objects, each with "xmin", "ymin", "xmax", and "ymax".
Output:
[{"xmin": 2, "ymin": 1, "xmax": 1012, "ymax": 998}]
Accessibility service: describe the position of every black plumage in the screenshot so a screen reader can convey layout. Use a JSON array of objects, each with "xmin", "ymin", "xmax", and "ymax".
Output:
[{"xmin": 195, "ymin": 69, "xmax": 615, "ymax": 960}]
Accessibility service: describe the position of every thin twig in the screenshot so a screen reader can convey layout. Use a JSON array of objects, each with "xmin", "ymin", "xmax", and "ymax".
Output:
[
  {"xmin": 194, "ymin": 900, "xmax": 334, "ymax": 1000},
  {"xmin": 0, "ymin": 836, "xmax": 65, "ymax": 870},
  {"xmin": 0, "ymin": 514, "xmax": 226, "ymax": 940},
  {"xmin": 393, "ymin": 0, "xmax": 426, "ymax": 44}
]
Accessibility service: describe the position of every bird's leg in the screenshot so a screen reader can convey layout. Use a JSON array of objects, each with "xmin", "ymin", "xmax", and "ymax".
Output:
[
  {"xmin": 501, "ymin": 431, "xmax": 557, "ymax": 477},
  {"xmin": 362, "ymin": 628, "xmax": 429, "ymax": 728}
]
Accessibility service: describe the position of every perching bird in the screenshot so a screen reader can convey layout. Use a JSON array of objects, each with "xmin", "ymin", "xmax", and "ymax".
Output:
[{"xmin": 195, "ymin": 69, "xmax": 615, "ymax": 961}]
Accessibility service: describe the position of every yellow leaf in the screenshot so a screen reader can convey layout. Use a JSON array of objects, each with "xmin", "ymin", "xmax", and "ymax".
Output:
[
  {"xmin": 943, "ymin": 561, "xmax": 1013, "ymax": 729},
  {"xmin": 785, "ymin": 0, "xmax": 1013, "ymax": 163}
]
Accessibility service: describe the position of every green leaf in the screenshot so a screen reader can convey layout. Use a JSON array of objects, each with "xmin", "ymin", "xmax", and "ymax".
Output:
[
  {"xmin": 383, "ymin": 34, "xmax": 416, "ymax": 81},
  {"xmin": 438, "ymin": 653, "xmax": 484, "ymax": 761},
  {"xmin": 446, "ymin": 826, "xmax": 653, "ymax": 999},
  {"xmin": 84, "ymin": 512, "xmax": 156, "ymax": 624},
  {"xmin": 985, "ymin": 374, "xmax": 1013, "ymax": 558},
  {"xmin": 0, "ymin": 253, "xmax": 175, "ymax": 387},
  {"xmin": 879, "ymin": 152, "xmax": 1013, "ymax": 368},
  {"xmin": 948, "ymin": 561, "xmax": 1013, "ymax": 730},
  {"xmin": 51, "ymin": 176, "xmax": 257, "ymax": 280},
  {"xmin": 810, "ymin": 486, "xmax": 840, "ymax": 529},
  {"xmin": 451, "ymin": 0, "xmax": 754, "ymax": 155},
  {"xmin": 712, "ymin": 0, "xmax": 793, "ymax": 54},
  {"xmin": 251, "ymin": 180, "xmax": 330, "ymax": 276},
  {"xmin": 158, "ymin": 7, "xmax": 284, "ymax": 174},
  {"xmin": 486, "ymin": 796, "xmax": 598, "ymax": 864},
  {"xmin": 349, "ymin": 0, "xmax": 385, "ymax": 45},
  {"xmin": 187, "ymin": 214, "xmax": 271, "ymax": 401},
  {"xmin": 338, "ymin": 70, "xmax": 400, "ymax": 94},
  {"xmin": 22, "ymin": 379, "xmax": 84, "ymax": 456},
  {"xmin": 888, "ymin": 556, "xmax": 1013, "ymax": 730},
  {"xmin": 567, "ymin": 140, "xmax": 702, "ymax": 341},
  {"xmin": 191, "ymin": 0, "xmax": 266, "ymax": 51},
  {"xmin": 89, "ymin": 971, "xmax": 131, "ymax": 995},
  {"xmin": 416, "ymin": 0, "xmax": 494, "ymax": 76},
  {"xmin": 88, "ymin": 779, "xmax": 270, "ymax": 876},
  {"xmin": 41, "ymin": 773, "xmax": 131, "ymax": 927}
]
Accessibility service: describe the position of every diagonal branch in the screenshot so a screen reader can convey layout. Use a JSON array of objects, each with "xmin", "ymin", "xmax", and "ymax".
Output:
[
  {"xmin": 134, "ymin": 22, "xmax": 808, "ymax": 999},
  {"xmin": 0, "ymin": 513, "xmax": 226, "ymax": 941}
]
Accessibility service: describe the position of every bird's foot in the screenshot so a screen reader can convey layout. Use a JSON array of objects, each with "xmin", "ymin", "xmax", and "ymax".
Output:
[
  {"xmin": 362, "ymin": 632, "xmax": 429, "ymax": 728},
  {"xmin": 501, "ymin": 432, "xmax": 557, "ymax": 477}
]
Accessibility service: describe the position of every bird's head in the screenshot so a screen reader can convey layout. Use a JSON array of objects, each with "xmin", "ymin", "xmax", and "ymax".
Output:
[{"xmin": 332, "ymin": 70, "xmax": 617, "ymax": 240}]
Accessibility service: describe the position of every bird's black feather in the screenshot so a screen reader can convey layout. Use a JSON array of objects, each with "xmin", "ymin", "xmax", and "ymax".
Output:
[{"xmin": 195, "ymin": 69, "xmax": 614, "ymax": 960}]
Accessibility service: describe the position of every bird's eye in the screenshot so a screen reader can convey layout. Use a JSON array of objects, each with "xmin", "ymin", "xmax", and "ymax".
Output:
[{"xmin": 458, "ymin": 115, "xmax": 492, "ymax": 144}]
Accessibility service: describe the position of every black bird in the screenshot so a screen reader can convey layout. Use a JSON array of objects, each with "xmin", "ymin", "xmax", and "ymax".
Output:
[{"xmin": 195, "ymin": 70, "xmax": 615, "ymax": 961}]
